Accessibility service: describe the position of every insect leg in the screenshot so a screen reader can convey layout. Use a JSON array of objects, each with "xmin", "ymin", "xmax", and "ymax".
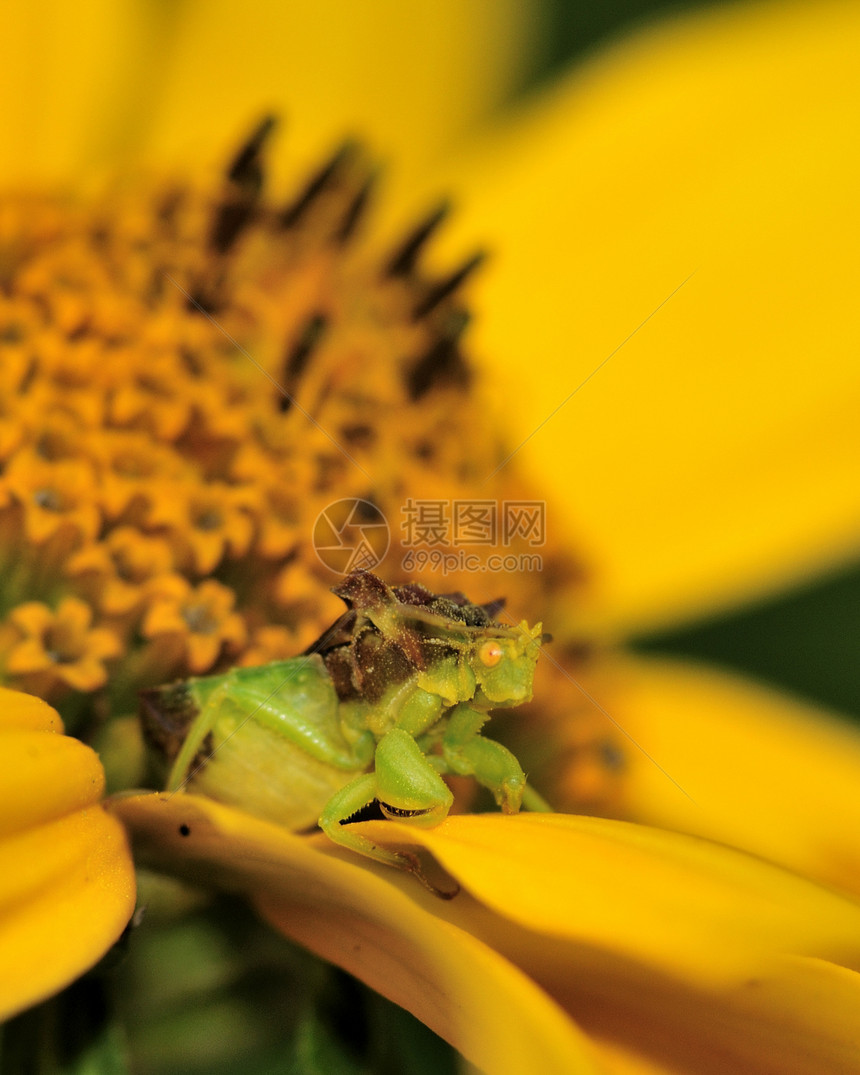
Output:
[
  {"xmin": 166, "ymin": 680, "xmax": 234, "ymax": 791},
  {"xmin": 319, "ymin": 771, "xmax": 433, "ymax": 873}
]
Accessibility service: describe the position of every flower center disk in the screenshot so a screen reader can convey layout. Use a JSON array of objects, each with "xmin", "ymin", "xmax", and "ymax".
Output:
[{"xmin": 0, "ymin": 118, "xmax": 582, "ymax": 722}]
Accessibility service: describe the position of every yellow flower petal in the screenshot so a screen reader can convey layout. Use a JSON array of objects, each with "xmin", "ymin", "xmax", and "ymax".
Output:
[
  {"xmin": 261, "ymin": 888, "xmax": 601, "ymax": 1075},
  {"xmin": 0, "ymin": 727, "xmax": 105, "ymax": 838},
  {"xmin": 7, "ymin": 602, "xmax": 53, "ymax": 636},
  {"xmin": 0, "ymin": 685, "xmax": 62, "ymax": 732},
  {"xmin": 141, "ymin": 0, "xmax": 537, "ymax": 201},
  {"xmin": 569, "ymin": 654, "xmax": 860, "ymax": 898},
  {"xmin": 0, "ymin": 0, "xmax": 144, "ymax": 182},
  {"xmin": 354, "ymin": 815, "xmax": 860, "ymax": 1074},
  {"xmin": 108, "ymin": 792, "xmax": 601, "ymax": 1075},
  {"xmin": 363, "ymin": 814, "xmax": 860, "ymax": 986},
  {"xmin": 110, "ymin": 793, "xmax": 860, "ymax": 1074},
  {"xmin": 4, "ymin": 638, "xmax": 55, "ymax": 676},
  {"xmin": 444, "ymin": 0, "xmax": 860, "ymax": 635},
  {"xmin": 587, "ymin": 1038, "xmax": 674, "ymax": 1075},
  {"xmin": 566, "ymin": 954, "xmax": 860, "ymax": 1075},
  {"xmin": 0, "ymin": 809, "xmax": 135, "ymax": 1020},
  {"xmin": 0, "ymin": 695, "xmax": 135, "ymax": 1019}
]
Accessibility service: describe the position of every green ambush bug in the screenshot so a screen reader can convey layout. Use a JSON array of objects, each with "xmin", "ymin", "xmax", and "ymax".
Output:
[{"xmin": 140, "ymin": 571, "xmax": 547, "ymax": 886}]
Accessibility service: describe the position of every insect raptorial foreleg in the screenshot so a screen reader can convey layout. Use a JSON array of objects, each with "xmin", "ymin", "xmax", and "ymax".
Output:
[
  {"xmin": 319, "ymin": 728, "xmax": 454, "ymax": 868},
  {"xmin": 374, "ymin": 729, "xmax": 454, "ymax": 823},
  {"xmin": 318, "ymin": 772, "xmax": 411, "ymax": 869},
  {"xmin": 441, "ymin": 703, "xmax": 527, "ymax": 813}
]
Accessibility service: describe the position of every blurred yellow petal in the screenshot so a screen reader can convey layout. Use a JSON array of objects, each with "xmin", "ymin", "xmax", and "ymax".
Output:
[
  {"xmin": 588, "ymin": 1038, "xmax": 675, "ymax": 1075},
  {"xmin": 140, "ymin": 0, "xmax": 537, "ymax": 201},
  {"xmin": 444, "ymin": 0, "xmax": 860, "ymax": 636},
  {"xmin": 109, "ymin": 792, "xmax": 602, "ymax": 1075},
  {"xmin": 0, "ymin": 697, "xmax": 136, "ymax": 1019},
  {"xmin": 3, "ymin": 0, "xmax": 535, "ymax": 195},
  {"xmin": 0, "ymin": 0, "xmax": 150, "ymax": 181},
  {"xmin": 551, "ymin": 654, "xmax": 860, "ymax": 899},
  {"xmin": 563, "ymin": 954, "xmax": 860, "ymax": 1075}
]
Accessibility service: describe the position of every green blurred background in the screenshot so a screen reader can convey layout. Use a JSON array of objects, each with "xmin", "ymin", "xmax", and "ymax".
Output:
[{"xmin": 524, "ymin": 0, "xmax": 704, "ymax": 91}]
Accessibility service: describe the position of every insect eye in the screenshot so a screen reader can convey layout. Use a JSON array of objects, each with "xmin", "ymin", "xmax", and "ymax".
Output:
[{"xmin": 478, "ymin": 640, "xmax": 504, "ymax": 667}]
